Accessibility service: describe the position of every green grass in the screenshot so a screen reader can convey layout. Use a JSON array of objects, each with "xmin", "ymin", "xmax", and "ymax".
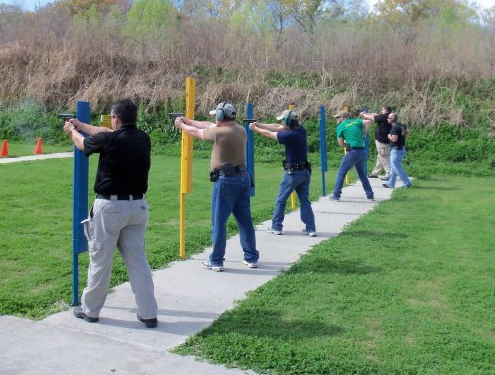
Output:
[
  {"xmin": 174, "ymin": 175, "xmax": 495, "ymax": 374},
  {"xmin": 0, "ymin": 155, "xmax": 332, "ymax": 319},
  {"xmin": 0, "ymin": 141, "xmax": 73, "ymax": 158}
]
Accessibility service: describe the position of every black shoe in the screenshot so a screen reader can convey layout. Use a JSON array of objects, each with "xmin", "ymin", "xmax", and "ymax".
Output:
[
  {"xmin": 73, "ymin": 306, "xmax": 99, "ymax": 323},
  {"xmin": 368, "ymin": 174, "xmax": 378, "ymax": 178},
  {"xmin": 366, "ymin": 196, "xmax": 374, "ymax": 201},
  {"xmin": 382, "ymin": 184, "xmax": 392, "ymax": 189},
  {"xmin": 137, "ymin": 314, "xmax": 158, "ymax": 328}
]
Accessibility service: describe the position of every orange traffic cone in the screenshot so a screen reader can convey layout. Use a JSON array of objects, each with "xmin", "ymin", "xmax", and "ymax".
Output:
[
  {"xmin": 34, "ymin": 137, "xmax": 42, "ymax": 154},
  {"xmin": 1, "ymin": 140, "xmax": 8, "ymax": 157}
]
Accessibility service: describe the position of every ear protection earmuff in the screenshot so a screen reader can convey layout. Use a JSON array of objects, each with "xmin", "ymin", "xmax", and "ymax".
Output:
[
  {"xmin": 216, "ymin": 102, "xmax": 227, "ymax": 122},
  {"xmin": 285, "ymin": 111, "xmax": 292, "ymax": 126}
]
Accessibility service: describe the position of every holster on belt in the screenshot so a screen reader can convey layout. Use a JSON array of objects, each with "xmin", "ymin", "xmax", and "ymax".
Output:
[{"xmin": 282, "ymin": 160, "xmax": 312, "ymax": 175}]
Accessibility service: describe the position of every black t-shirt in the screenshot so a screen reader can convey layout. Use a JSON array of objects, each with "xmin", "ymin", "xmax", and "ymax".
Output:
[
  {"xmin": 83, "ymin": 125, "xmax": 151, "ymax": 195},
  {"xmin": 390, "ymin": 123, "xmax": 407, "ymax": 149},
  {"xmin": 373, "ymin": 113, "xmax": 392, "ymax": 143}
]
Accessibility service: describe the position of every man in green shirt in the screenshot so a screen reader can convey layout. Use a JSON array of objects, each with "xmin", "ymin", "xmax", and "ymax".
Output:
[{"xmin": 328, "ymin": 111, "xmax": 375, "ymax": 201}]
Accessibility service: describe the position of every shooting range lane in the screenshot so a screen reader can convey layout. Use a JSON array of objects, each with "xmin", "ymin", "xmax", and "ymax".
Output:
[{"xmin": 0, "ymin": 178, "xmax": 393, "ymax": 375}]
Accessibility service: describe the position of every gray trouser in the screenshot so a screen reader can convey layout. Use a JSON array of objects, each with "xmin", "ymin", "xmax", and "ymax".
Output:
[
  {"xmin": 371, "ymin": 140, "xmax": 390, "ymax": 175},
  {"xmin": 81, "ymin": 197, "xmax": 157, "ymax": 319}
]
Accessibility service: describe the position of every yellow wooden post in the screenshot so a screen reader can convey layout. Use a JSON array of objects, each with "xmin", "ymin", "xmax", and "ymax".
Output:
[
  {"xmin": 344, "ymin": 142, "xmax": 350, "ymax": 185},
  {"xmin": 343, "ymin": 106, "xmax": 350, "ymax": 185},
  {"xmin": 179, "ymin": 77, "xmax": 195, "ymax": 259},
  {"xmin": 288, "ymin": 104, "xmax": 297, "ymax": 211},
  {"xmin": 100, "ymin": 115, "xmax": 112, "ymax": 129}
]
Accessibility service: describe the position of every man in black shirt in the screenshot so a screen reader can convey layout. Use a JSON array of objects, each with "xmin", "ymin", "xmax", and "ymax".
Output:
[
  {"xmin": 63, "ymin": 99, "xmax": 158, "ymax": 328},
  {"xmin": 382, "ymin": 113, "xmax": 412, "ymax": 189},
  {"xmin": 361, "ymin": 106, "xmax": 392, "ymax": 179}
]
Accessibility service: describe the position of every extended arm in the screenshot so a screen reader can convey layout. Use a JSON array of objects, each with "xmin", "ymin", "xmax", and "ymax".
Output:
[
  {"xmin": 253, "ymin": 122, "xmax": 285, "ymax": 132},
  {"xmin": 63, "ymin": 122, "xmax": 85, "ymax": 151},
  {"xmin": 360, "ymin": 112, "xmax": 378, "ymax": 121},
  {"xmin": 179, "ymin": 117, "xmax": 214, "ymax": 129},
  {"xmin": 69, "ymin": 119, "xmax": 111, "ymax": 136},
  {"xmin": 249, "ymin": 123, "xmax": 278, "ymax": 140},
  {"xmin": 175, "ymin": 117, "xmax": 213, "ymax": 139}
]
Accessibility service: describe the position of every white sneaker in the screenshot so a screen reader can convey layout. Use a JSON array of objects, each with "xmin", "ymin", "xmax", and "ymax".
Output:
[
  {"xmin": 201, "ymin": 260, "xmax": 224, "ymax": 272},
  {"xmin": 302, "ymin": 228, "xmax": 317, "ymax": 237},
  {"xmin": 379, "ymin": 175, "xmax": 390, "ymax": 180},
  {"xmin": 267, "ymin": 226, "xmax": 283, "ymax": 235},
  {"xmin": 242, "ymin": 260, "xmax": 259, "ymax": 268}
]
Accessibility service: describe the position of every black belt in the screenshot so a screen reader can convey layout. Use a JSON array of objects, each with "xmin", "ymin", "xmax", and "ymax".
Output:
[
  {"xmin": 96, "ymin": 194, "xmax": 144, "ymax": 200},
  {"xmin": 284, "ymin": 162, "xmax": 308, "ymax": 170},
  {"xmin": 218, "ymin": 166, "xmax": 247, "ymax": 176},
  {"xmin": 347, "ymin": 147, "xmax": 365, "ymax": 150}
]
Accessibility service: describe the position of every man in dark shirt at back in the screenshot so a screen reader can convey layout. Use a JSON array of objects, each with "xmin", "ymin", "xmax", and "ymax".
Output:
[
  {"xmin": 382, "ymin": 112, "xmax": 412, "ymax": 189},
  {"xmin": 63, "ymin": 99, "xmax": 158, "ymax": 328},
  {"xmin": 361, "ymin": 105, "xmax": 392, "ymax": 179}
]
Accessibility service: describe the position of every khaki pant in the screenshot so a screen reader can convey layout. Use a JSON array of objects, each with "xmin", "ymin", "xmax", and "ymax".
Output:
[
  {"xmin": 81, "ymin": 197, "xmax": 157, "ymax": 319},
  {"xmin": 371, "ymin": 140, "xmax": 390, "ymax": 176}
]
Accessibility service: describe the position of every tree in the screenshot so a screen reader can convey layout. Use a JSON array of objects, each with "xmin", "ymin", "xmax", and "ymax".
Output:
[
  {"xmin": 281, "ymin": 0, "xmax": 345, "ymax": 35},
  {"xmin": 372, "ymin": 0, "xmax": 477, "ymax": 44},
  {"xmin": 124, "ymin": 0, "xmax": 177, "ymax": 41},
  {"xmin": 52, "ymin": 0, "xmax": 128, "ymax": 15}
]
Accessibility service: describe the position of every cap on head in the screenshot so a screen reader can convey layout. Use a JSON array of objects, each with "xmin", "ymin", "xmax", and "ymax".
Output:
[
  {"xmin": 276, "ymin": 110, "xmax": 299, "ymax": 128},
  {"xmin": 209, "ymin": 102, "xmax": 236, "ymax": 121},
  {"xmin": 333, "ymin": 110, "xmax": 349, "ymax": 119}
]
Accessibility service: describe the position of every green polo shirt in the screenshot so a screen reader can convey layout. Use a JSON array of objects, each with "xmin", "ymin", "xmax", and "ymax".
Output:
[{"xmin": 336, "ymin": 119, "xmax": 365, "ymax": 148}]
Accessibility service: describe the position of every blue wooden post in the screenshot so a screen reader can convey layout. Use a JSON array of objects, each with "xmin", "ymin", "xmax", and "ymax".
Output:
[
  {"xmin": 71, "ymin": 101, "xmax": 90, "ymax": 306},
  {"xmin": 245, "ymin": 102, "xmax": 255, "ymax": 196},
  {"xmin": 319, "ymin": 106, "xmax": 328, "ymax": 196}
]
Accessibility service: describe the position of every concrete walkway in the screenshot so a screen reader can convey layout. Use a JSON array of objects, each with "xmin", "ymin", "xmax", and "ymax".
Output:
[
  {"xmin": 0, "ymin": 178, "xmax": 393, "ymax": 375},
  {"xmin": 0, "ymin": 152, "xmax": 73, "ymax": 164}
]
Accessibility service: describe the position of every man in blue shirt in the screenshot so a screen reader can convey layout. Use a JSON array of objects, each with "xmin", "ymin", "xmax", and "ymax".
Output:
[{"xmin": 250, "ymin": 110, "xmax": 316, "ymax": 237}]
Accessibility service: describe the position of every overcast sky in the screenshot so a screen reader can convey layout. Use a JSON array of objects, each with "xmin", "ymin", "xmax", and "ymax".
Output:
[{"xmin": 2, "ymin": 0, "xmax": 495, "ymax": 13}]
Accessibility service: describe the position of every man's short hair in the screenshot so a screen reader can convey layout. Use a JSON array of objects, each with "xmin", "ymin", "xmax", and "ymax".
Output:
[
  {"xmin": 111, "ymin": 99, "xmax": 138, "ymax": 125},
  {"xmin": 388, "ymin": 113, "xmax": 398, "ymax": 122},
  {"xmin": 333, "ymin": 111, "xmax": 350, "ymax": 119},
  {"xmin": 383, "ymin": 106, "xmax": 392, "ymax": 113}
]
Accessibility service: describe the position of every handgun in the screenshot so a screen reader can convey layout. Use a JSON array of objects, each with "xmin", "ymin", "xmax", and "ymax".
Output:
[
  {"xmin": 168, "ymin": 113, "xmax": 185, "ymax": 119},
  {"xmin": 58, "ymin": 113, "xmax": 76, "ymax": 122},
  {"xmin": 243, "ymin": 119, "xmax": 258, "ymax": 124}
]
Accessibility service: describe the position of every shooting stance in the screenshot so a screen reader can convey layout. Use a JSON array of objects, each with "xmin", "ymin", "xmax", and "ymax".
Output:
[
  {"xmin": 174, "ymin": 102, "xmax": 259, "ymax": 272},
  {"xmin": 328, "ymin": 111, "xmax": 374, "ymax": 201},
  {"xmin": 63, "ymin": 99, "xmax": 158, "ymax": 328},
  {"xmin": 382, "ymin": 113, "xmax": 412, "ymax": 189},
  {"xmin": 361, "ymin": 106, "xmax": 392, "ymax": 179},
  {"xmin": 250, "ymin": 110, "xmax": 316, "ymax": 237}
]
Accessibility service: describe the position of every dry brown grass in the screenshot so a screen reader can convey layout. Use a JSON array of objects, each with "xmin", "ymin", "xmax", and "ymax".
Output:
[{"xmin": 0, "ymin": 7, "xmax": 494, "ymax": 125}]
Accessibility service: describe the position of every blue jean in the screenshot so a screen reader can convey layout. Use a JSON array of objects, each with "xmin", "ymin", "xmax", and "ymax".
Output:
[
  {"xmin": 210, "ymin": 173, "xmax": 259, "ymax": 267},
  {"xmin": 271, "ymin": 169, "xmax": 316, "ymax": 232},
  {"xmin": 333, "ymin": 149, "xmax": 374, "ymax": 199},
  {"xmin": 387, "ymin": 148, "xmax": 412, "ymax": 188}
]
